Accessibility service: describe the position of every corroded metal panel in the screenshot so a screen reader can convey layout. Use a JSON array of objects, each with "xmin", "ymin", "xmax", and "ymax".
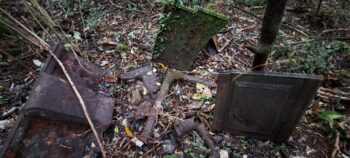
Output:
[
  {"xmin": 1, "ymin": 44, "xmax": 114, "ymax": 157},
  {"xmin": 213, "ymin": 71, "xmax": 322, "ymax": 142}
]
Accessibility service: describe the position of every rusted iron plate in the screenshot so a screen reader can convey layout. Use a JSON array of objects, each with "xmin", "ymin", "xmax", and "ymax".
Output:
[
  {"xmin": 152, "ymin": 5, "xmax": 228, "ymax": 70},
  {"xmin": 1, "ymin": 44, "xmax": 114, "ymax": 157},
  {"xmin": 2, "ymin": 116, "xmax": 92, "ymax": 158},
  {"xmin": 213, "ymin": 71, "xmax": 322, "ymax": 143},
  {"xmin": 24, "ymin": 73, "xmax": 114, "ymax": 126}
]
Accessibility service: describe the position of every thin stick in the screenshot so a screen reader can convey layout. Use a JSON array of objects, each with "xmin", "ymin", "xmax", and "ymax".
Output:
[
  {"xmin": 231, "ymin": 4, "xmax": 310, "ymax": 37},
  {"xmin": 23, "ymin": 1, "xmax": 54, "ymax": 43},
  {"xmin": 0, "ymin": 7, "xmax": 50, "ymax": 48},
  {"xmin": 331, "ymin": 131, "xmax": 340, "ymax": 158},
  {"xmin": 48, "ymin": 51, "xmax": 107, "ymax": 158},
  {"xmin": 109, "ymin": 0, "xmax": 147, "ymax": 13},
  {"xmin": 0, "ymin": 19, "xmax": 42, "ymax": 48},
  {"xmin": 219, "ymin": 37, "xmax": 234, "ymax": 52}
]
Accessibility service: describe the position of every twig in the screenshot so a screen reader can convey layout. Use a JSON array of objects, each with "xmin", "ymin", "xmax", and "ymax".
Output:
[
  {"xmin": 23, "ymin": 1, "xmax": 54, "ymax": 43},
  {"xmin": 0, "ymin": 19, "xmax": 42, "ymax": 48},
  {"xmin": 231, "ymin": 4, "xmax": 310, "ymax": 37},
  {"xmin": 231, "ymin": 4, "xmax": 350, "ymax": 40},
  {"xmin": 218, "ymin": 37, "xmax": 234, "ymax": 52},
  {"xmin": 331, "ymin": 131, "xmax": 340, "ymax": 158},
  {"xmin": 318, "ymin": 89, "xmax": 350, "ymax": 102},
  {"xmin": 70, "ymin": 43, "xmax": 91, "ymax": 73},
  {"xmin": 0, "ymin": 107, "xmax": 18, "ymax": 120},
  {"xmin": 109, "ymin": 0, "xmax": 147, "ymax": 14},
  {"xmin": 0, "ymin": 7, "xmax": 50, "ymax": 48},
  {"xmin": 140, "ymin": 142, "xmax": 162, "ymax": 158},
  {"xmin": 48, "ymin": 51, "xmax": 107, "ymax": 158},
  {"xmin": 319, "ymin": 28, "xmax": 350, "ymax": 36}
]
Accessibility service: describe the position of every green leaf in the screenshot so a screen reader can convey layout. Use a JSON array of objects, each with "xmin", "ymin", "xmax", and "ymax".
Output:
[
  {"xmin": 114, "ymin": 126, "xmax": 119, "ymax": 134},
  {"xmin": 164, "ymin": 154, "xmax": 177, "ymax": 158},
  {"xmin": 117, "ymin": 44, "xmax": 129, "ymax": 51},
  {"xmin": 318, "ymin": 111, "xmax": 344, "ymax": 121},
  {"xmin": 73, "ymin": 31, "xmax": 82, "ymax": 41}
]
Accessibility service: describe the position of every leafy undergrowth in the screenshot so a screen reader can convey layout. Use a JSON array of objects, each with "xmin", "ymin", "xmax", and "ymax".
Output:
[{"xmin": 0, "ymin": 0, "xmax": 350, "ymax": 157}]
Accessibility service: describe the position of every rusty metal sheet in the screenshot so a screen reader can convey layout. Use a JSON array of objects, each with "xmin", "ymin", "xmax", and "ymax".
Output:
[
  {"xmin": 212, "ymin": 71, "xmax": 322, "ymax": 143},
  {"xmin": 24, "ymin": 73, "xmax": 114, "ymax": 126},
  {"xmin": 2, "ymin": 115, "xmax": 92, "ymax": 158},
  {"xmin": 0, "ymin": 44, "xmax": 114, "ymax": 157}
]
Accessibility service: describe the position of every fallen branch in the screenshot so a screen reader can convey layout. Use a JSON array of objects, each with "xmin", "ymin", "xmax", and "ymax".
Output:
[
  {"xmin": 137, "ymin": 68, "xmax": 216, "ymax": 142},
  {"xmin": 154, "ymin": 68, "xmax": 216, "ymax": 109}
]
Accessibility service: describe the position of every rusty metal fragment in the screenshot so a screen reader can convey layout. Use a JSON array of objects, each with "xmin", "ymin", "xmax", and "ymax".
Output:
[
  {"xmin": 119, "ymin": 64, "xmax": 153, "ymax": 79},
  {"xmin": 1, "ymin": 44, "xmax": 114, "ymax": 157},
  {"xmin": 213, "ymin": 71, "xmax": 322, "ymax": 143},
  {"xmin": 175, "ymin": 117, "xmax": 216, "ymax": 150},
  {"xmin": 152, "ymin": 5, "xmax": 228, "ymax": 70},
  {"xmin": 119, "ymin": 64, "xmax": 160, "ymax": 93}
]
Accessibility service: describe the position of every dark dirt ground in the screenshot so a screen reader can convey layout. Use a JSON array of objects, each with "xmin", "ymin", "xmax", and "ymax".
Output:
[{"xmin": 0, "ymin": 0, "xmax": 350, "ymax": 157}]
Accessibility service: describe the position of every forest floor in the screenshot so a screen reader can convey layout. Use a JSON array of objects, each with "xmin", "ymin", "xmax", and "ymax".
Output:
[{"xmin": 0, "ymin": 0, "xmax": 350, "ymax": 157}]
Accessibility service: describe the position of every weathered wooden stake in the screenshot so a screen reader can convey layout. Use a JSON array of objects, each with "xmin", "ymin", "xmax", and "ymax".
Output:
[{"xmin": 252, "ymin": 0, "xmax": 288, "ymax": 71}]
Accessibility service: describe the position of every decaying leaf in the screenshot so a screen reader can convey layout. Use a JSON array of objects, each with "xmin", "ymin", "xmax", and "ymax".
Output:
[
  {"xmin": 125, "ymin": 126, "xmax": 133, "ymax": 137},
  {"xmin": 192, "ymin": 93, "xmax": 204, "ymax": 101},
  {"xmin": 103, "ymin": 76, "xmax": 117, "ymax": 83},
  {"xmin": 196, "ymin": 83, "xmax": 212, "ymax": 98}
]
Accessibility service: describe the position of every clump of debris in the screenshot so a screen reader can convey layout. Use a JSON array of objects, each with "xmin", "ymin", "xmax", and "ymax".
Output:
[{"xmin": 1, "ymin": 0, "xmax": 349, "ymax": 158}]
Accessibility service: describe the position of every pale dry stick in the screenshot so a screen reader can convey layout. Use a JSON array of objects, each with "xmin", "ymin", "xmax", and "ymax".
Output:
[
  {"xmin": 218, "ymin": 37, "xmax": 235, "ymax": 52},
  {"xmin": 331, "ymin": 131, "xmax": 340, "ymax": 158},
  {"xmin": 48, "ymin": 51, "xmax": 107, "ymax": 158},
  {"xmin": 319, "ymin": 28, "xmax": 350, "ymax": 36},
  {"xmin": 140, "ymin": 142, "xmax": 162, "ymax": 158},
  {"xmin": 69, "ymin": 42, "xmax": 92, "ymax": 73},
  {"xmin": 0, "ymin": 19, "xmax": 42, "ymax": 48},
  {"xmin": 230, "ymin": 4, "xmax": 310, "ymax": 37},
  {"xmin": 23, "ymin": 1, "xmax": 54, "ymax": 42},
  {"xmin": 0, "ymin": 7, "xmax": 50, "ymax": 48},
  {"xmin": 109, "ymin": 0, "xmax": 147, "ymax": 13}
]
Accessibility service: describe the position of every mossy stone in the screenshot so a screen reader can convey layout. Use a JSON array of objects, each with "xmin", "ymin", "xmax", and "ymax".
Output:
[{"xmin": 153, "ymin": 4, "xmax": 228, "ymax": 70}]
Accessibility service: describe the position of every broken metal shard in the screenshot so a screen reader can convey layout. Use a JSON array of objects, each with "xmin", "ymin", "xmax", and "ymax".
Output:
[
  {"xmin": 0, "ymin": 44, "xmax": 114, "ymax": 157},
  {"xmin": 213, "ymin": 71, "xmax": 322, "ymax": 143}
]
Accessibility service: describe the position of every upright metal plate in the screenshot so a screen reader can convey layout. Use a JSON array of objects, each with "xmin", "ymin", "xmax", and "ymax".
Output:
[{"xmin": 212, "ymin": 71, "xmax": 322, "ymax": 142}]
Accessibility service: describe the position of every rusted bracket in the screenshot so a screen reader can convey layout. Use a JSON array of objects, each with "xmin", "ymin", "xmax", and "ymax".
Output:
[{"xmin": 174, "ymin": 117, "xmax": 216, "ymax": 150}]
